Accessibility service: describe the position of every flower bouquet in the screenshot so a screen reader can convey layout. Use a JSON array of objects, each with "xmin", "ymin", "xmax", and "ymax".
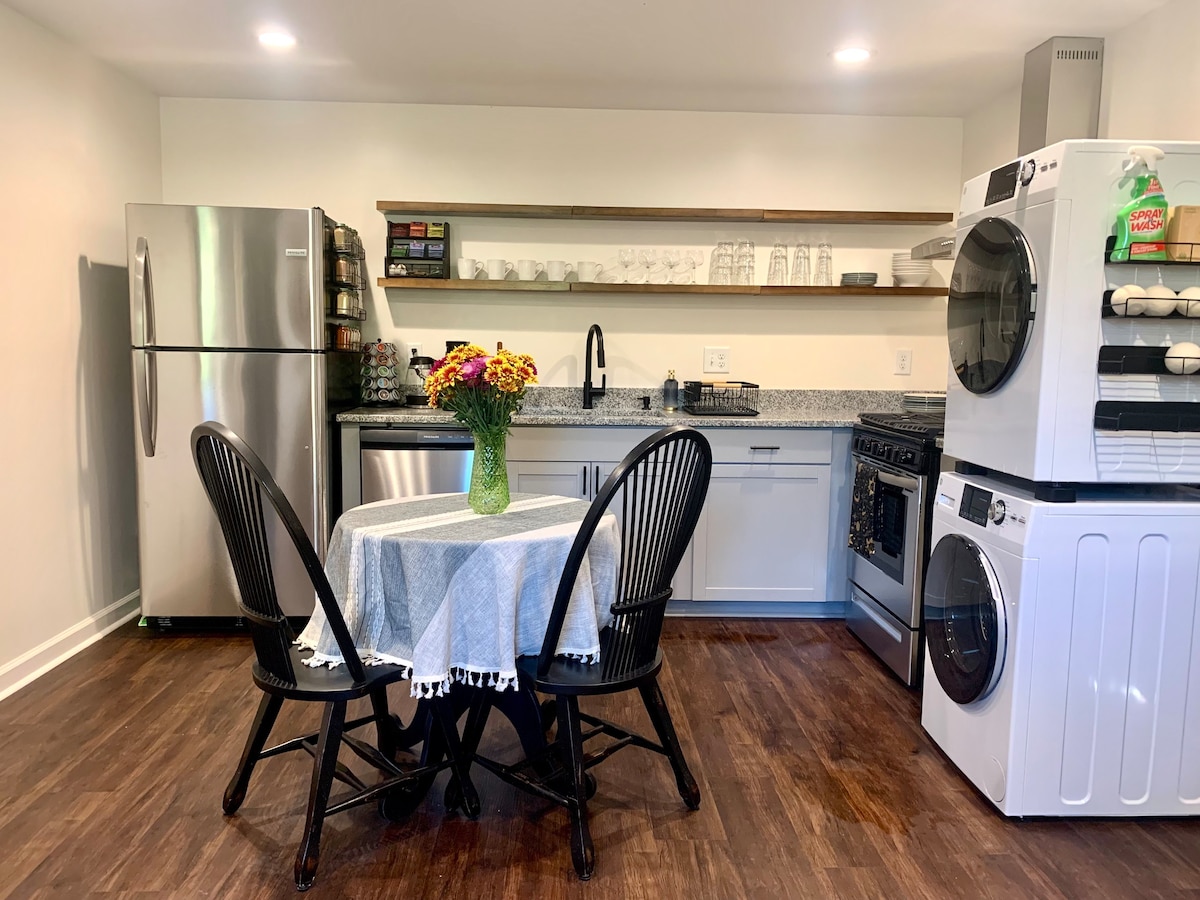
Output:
[{"xmin": 424, "ymin": 344, "xmax": 538, "ymax": 514}]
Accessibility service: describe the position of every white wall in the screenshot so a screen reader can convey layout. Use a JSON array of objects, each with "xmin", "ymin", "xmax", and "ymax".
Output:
[
  {"xmin": 960, "ymin": 87, "xmax": 1022, "ymax": 187},
  {"xmin": 960, "ymin": 1, "xmax": 1200, "ymax": 180},
  {"xmin": 0, "ymin": 5, "xmax": 161, "ymax": 697},
  {"xmin": 1100, "ymin": 0, "xmax": 1200, "ymax": 140},
  {"xmin": 161, "ymin": 99, "xmax": 961, "ymax": 390}
]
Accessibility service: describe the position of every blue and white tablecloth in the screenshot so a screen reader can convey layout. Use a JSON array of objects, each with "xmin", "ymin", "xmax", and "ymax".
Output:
[{"xmin": 296, "ymin": 493, "xmax": 619, "ymax": 696}]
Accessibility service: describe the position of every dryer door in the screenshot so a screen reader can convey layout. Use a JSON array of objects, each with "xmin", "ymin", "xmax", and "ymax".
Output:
[
  {"xmin": 924, "ymin": 534, "xmax": 1008, "ymax": 704},
  {"xmin": 948, "ymin": 216, "xmax": 1037, "ymax": 395}
]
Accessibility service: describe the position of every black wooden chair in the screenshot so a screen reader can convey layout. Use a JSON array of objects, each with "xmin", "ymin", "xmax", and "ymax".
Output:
[
  {"xmin": 191, "ymin": 422, "xmax": 479, "ymax": 892},
  {"xmin": 455, "ymin": 424, "xmax": 712, "ymax": 879}
]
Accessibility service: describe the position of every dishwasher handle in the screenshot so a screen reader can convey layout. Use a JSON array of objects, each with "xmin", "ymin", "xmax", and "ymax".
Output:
[{"xmin": 360, "ymin": 427, "xmax": 473, "ymax": 448}]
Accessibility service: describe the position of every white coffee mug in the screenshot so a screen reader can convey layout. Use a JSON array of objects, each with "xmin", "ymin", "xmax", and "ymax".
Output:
[
  {"xmin": 516, "ymin": 259, "xmax": 544, "ymax": 281},
  {"xmin": 576, "ymin": 261, "xmax": 603, "ymax": 283},
  {"xmin": 457, "ymin": 258, "xmax": 484, "ymax": 280},
  {"xmin": 545, "ymin": 260, "xmax": 573, "ymax": 282},
  {"xmin": 485, "ymin": 259, "xmax": 514, "ymax": 280}
]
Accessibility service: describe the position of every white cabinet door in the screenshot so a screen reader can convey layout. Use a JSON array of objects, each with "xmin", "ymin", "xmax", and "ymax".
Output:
[
  {"xmin": 691, "ymin": 463, "xmax": 831, "ymax": 603},
  {"xmin": 510, "ymin": 460, "xmax": 589, "ymax": 499}
]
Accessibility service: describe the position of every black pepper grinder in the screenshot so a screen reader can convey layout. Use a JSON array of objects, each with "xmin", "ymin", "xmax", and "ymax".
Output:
[{"xmin": 663, "ymin": 369, "xmax": 679, "ymax": 412}]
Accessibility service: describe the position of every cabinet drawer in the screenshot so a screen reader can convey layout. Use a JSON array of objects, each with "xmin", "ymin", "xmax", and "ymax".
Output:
[
  {"xmin": 701, "ymin": 428, "xmax": 832, "ymax": 464},
  {"xmin": 509, "ymin": 424, "xmax": 835, "ymax": 465}
]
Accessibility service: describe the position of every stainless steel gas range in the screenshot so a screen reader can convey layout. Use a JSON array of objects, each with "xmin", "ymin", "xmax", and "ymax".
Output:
[{"xmin": 846, "ymin": 412, "xmax": 946, "ymax": 686}]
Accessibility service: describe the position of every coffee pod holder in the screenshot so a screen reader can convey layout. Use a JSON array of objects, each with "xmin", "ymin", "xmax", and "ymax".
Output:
[{"xmin": 360, "ymin": 339, "xmax": 404, "ymax": 407}]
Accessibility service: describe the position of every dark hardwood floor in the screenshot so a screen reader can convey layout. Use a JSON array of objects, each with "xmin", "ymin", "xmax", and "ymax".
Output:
[{"xmin": 3, "ymin": 618, "xmax": 1200, "ymax": 898}]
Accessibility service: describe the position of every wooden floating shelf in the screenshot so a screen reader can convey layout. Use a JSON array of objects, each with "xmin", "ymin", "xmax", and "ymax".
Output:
[
  {"xmin": 376, "ymin": 201, "xmax": 953, "ymax": 226},
  {"xmin": 377, "ymin": 278, "xmax": 947, "ymax": 297}
]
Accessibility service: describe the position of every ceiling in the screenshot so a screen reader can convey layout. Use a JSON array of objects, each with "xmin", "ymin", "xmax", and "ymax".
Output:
[{"xmin": 4, "ymin": 0, "xmax": 1168, "ymax": 117}]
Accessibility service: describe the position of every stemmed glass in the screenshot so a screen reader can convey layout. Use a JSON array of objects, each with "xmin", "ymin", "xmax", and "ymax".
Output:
[{"xmin": 617, "ymin": 248, "xmax": 638, "ymax": 283}]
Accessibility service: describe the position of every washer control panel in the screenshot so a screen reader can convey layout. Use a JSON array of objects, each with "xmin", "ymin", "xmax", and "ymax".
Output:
[
  {"xmin": 938, "ymin": 474, "xmax": 1031, "ymax": 533},
  {"xmin": 960, "ymin": 483, "xmax": 994, "ymax": 526}
]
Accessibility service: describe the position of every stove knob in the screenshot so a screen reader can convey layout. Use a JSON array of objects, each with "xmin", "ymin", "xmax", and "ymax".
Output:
[{"xmin": 988, "ymin": 499, "xmax": 1007, "ymax": 525}]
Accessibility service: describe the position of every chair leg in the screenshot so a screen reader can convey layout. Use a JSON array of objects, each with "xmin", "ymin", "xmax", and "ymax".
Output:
[
  {"xmin": 444, "ymin": 689, "xmax": 492, "ymax": 813},
  {"xmin": 557, "ymin": 696, "xmax": 595, "ymax": 880},
  {"xmin": 223, "ymin": 693, "xmax": 284, "ymax": 815},
  {"xmin": 638, "ymin": 679, "xmax": 701, "ymax": 810},
  {"xmin": 294, "ymin": 701, "xmax": 346, "ymax": 892},
  {"xmin": 369, "ymin": 688, "xmax": 400, "ymax": 762},
  {"xmin": 432, "ymin": 696, "xmax": 481, "ymax": 819}
]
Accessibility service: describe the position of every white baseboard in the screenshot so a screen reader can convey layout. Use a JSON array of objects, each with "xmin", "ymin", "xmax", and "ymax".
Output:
[{"xmin": 0, "ymin": 590, "xmax": 141, "ymax": 703}]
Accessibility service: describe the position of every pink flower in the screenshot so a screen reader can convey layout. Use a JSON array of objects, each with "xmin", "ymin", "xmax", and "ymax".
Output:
[{"xmin": 459, "ymin": 355, "xmax": 489, "ymax": 385}]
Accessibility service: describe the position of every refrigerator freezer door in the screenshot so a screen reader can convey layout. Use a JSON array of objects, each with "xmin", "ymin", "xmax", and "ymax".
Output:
[
  {"xmin": 133, "ymin": 349, "xmax": 327, "ymax": 617},
  {"xmin": 126, "ymin": 204, "xmax": 325, "ymax": 351}
]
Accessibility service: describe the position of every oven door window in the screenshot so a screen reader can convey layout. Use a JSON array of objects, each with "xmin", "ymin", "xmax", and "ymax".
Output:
[
  {"xmin": 948, "ymin": 216, "xmax": 1037, "ymax": 395},
  {"xmin": 870, "ymin": 479, "xmax": 909, "ymax": 584},
  {"xmin": 924, "ymin": 534, "xmax": 1007, "ymax": 704}
]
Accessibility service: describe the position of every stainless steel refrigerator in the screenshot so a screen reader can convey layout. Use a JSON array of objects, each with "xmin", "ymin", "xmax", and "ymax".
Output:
[{"xmin": 127, "ymin": 204, "xmax": 335, "ymax": 624}]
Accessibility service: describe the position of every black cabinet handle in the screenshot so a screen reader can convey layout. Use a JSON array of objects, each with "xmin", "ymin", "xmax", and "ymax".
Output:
[{"xmin": 750, "ymin": 446, "xmax": 780, "ymax": 451}]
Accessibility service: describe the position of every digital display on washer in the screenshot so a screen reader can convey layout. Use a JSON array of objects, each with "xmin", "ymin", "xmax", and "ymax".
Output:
[
  {"xmin": 985, "ymin": 161, "xmax": 1020, "ymax": 206},
  {"xmin": 959, "ymin": 485, "xmax": 993, "ymax": 526}
]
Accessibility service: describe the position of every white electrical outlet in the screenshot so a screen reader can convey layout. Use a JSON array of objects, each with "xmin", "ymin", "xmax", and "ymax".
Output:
[
  {"xmin": 703, "ymin": 346, "xmax": 731, "ymax": 374},
  {"xmin": 895, "ymin": 348, "xmax": 913, "ymax": 376}
]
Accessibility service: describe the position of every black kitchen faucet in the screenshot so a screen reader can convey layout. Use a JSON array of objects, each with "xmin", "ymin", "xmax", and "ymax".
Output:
[{"xmin": 583, "ymin": 323, "xmax": 606, "ymax": 409}]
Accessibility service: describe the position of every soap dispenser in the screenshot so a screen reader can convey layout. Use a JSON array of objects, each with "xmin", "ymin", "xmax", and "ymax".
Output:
[{"xmin": 663, "ymin": 369, "xmax": 679, "ymax": 412}]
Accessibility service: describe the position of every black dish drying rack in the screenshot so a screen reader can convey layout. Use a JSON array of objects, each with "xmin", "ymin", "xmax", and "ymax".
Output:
[{"xmin": 682, "ymin": 381, "xmax": 760, "ymax": 417}]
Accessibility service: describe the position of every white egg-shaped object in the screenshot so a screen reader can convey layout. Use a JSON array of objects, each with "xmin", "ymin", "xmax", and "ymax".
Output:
[
  {"xmin": 1165, "ymin": 342, "xmax": 1200, "ymax": 376},
  {"xmin": 1110, "ymin": 283, "xmax": 1147, "ymax": 316},
  {"xmin": 1177, "ymin": 286, "xmax": 1200, "ymax": 318},
  {"xmin": 1144, "ymin": 284, "xmax": 1178, "ymax": 317}
]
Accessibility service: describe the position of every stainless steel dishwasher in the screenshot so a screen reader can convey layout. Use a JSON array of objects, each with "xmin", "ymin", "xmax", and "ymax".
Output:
[{"xmin": 359, "ymin": 426, "xmax": 474, "ymax": 504}]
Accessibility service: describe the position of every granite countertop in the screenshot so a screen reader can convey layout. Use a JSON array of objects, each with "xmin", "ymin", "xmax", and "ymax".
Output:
[{"xmin": 336, "ymin": 388, "xmax": 912, "ymax": 429}]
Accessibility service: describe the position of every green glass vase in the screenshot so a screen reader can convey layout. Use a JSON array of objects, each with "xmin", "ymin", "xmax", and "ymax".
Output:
[{"xmin": 468, "ymin": 430, "xmax": 510, "ymax": 515}]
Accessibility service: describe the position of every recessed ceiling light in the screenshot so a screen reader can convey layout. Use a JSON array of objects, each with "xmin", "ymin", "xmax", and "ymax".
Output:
[
  {"xmin": 258, "ymin": 30, "xmax": 297, "ymax": 50},
  {"xmin": 833, "ymin": 47, "xmax": 871, "ymax": 64}
]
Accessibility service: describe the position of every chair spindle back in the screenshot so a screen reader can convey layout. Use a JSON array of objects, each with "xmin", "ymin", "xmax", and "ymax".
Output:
[
  {"xmin": 538, "ymin": 426, "xmax": 712, "ymax": 679},
  {"xmin": 191, "ymin": 422, "xmax": 367, "ymax": 685}
]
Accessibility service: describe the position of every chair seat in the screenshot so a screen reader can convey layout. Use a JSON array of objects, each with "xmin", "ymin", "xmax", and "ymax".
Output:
[
  {"xmin": 517, "ymin": 649, "xmax": 663, "ymax": 696},
  {"xmin": 253, "ymin": 647, "xmax": 412, "ymax": 701}
]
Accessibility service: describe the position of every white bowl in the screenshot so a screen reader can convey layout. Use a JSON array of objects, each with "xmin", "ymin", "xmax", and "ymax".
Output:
[{"xmin": 894, "ymin": 274, "xmax": 930, "ymax": 287}]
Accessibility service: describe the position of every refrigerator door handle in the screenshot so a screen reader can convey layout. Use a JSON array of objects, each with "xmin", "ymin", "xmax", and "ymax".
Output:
[
  {"xmin": 134, "ymin": 236, "xmax": 156, "ymax": 346},
  {"xmin": 135, "ymin": 349, "xmax": 158, "ymax": 457}
]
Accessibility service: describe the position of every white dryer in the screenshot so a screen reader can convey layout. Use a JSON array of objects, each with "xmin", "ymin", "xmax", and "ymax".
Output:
[
  {"xmin": 921, "ymin": 471, "xmax": 1200, "ymax": 817},
  {"xmin": 944, "ymin": 139, "xmax": 1200, "ymax": 487}
]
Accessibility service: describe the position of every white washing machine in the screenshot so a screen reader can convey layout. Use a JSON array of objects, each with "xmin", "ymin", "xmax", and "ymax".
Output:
[
  {"xmin": 944, "ymin": 139, "xmax": 1200, "ymax": 486},
  {"xmin": 921, "ymin": 471, "xmax": 1200, "ymax": 816}
]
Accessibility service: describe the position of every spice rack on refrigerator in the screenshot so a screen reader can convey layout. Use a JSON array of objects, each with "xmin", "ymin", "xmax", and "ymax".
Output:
[{"xmin": 326, "ymin": 223, "xmax": 366, "ymax": 352}]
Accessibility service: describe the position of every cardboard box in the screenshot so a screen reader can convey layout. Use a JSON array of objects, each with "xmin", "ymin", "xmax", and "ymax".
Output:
[{"xmin": 1167, "ymin": 206, "xmax": 1200, "ymax": 261}]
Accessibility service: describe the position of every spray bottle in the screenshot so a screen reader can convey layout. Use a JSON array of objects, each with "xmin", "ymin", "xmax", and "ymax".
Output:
[{"xmin": 1111, "ymin": 145, "xmax": 1169, "ymax": 262}]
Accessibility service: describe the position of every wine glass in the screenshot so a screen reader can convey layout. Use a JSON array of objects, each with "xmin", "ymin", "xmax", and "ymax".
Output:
[{"xmin": 617, "ymin": 248, "xmax": 638, "ymax": 282}]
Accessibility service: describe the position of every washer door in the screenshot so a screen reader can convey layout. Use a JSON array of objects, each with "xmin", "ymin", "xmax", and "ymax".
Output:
[
  {"xmin": 948, "ymin": 217, "xmax": 1037, "ymax": 394},
  {"xmin": 924, "ymin": 534, "xmax": 1008, "ymax": 704}
]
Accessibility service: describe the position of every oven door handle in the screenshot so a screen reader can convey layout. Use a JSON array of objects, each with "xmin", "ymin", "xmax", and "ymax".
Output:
[{"xmin": 876, "ymin": 470, "xmax": 920, "ymax": 492}]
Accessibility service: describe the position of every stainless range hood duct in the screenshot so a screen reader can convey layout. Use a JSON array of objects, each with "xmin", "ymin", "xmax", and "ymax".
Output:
[
  {"xmin": 912, "ymin": 36, "xmax": 1105, "ymax": 261},
  {"xmin": 1018, "ymin": 36, "xmax": 1104, "ymax": 156}
]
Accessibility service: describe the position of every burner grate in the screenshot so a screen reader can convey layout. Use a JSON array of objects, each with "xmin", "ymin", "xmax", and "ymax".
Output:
[{"xmin": 857, "ymin": 412, "xmax": 945, "ymax": 439}]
